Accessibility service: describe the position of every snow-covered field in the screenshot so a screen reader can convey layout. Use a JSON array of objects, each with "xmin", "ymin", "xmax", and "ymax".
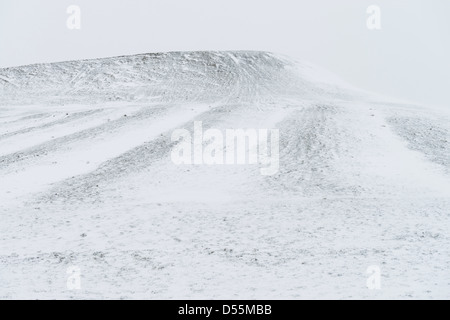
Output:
[{"xmin": 0, "ymin": 51, "xmax": 449, "ymax": 299}]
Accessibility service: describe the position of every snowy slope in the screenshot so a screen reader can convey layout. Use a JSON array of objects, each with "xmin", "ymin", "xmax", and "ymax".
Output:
[
  {"xmin": 0, "ymin": 51, "xmax": 449, "ymax": 299},
  {"xmin": 0, "ymin": 51, "xmax": 350, "ymax": 105}
]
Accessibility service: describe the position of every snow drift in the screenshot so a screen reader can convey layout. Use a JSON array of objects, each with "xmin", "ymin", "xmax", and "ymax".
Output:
[{"xmin": 0, "ymin": 51, "xmax": 449, "ymax": 299}]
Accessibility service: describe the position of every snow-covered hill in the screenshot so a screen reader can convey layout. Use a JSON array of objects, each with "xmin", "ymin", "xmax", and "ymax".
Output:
[
  {"xmin": 0, "ymin": 51, "xmax": 353, "ymax": 105},
  {"xmin": 0, "ymin": 51, "xmax": 449, "ymax": 299}
]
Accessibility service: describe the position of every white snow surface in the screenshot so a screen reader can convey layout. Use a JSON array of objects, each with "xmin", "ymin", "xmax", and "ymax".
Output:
[{"xmin": 0, "ymin": 51, "xmax": 449, "ymax": 299}]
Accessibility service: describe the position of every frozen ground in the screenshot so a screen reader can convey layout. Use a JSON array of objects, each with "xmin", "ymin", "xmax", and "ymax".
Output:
[{"xmin": 0, "ymin": 51, "xmax": 449, "ymax": 299}]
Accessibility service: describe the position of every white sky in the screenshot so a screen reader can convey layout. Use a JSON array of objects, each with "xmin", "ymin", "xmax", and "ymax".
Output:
[{"xmin": 0, "ymin": 0, "xmax": 449, "ymax": 106}]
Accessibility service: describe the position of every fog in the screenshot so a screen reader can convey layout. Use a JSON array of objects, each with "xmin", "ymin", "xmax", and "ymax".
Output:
[{"xmin": 0, "ymin": 0, "xmax": 448, "ymax": 106}]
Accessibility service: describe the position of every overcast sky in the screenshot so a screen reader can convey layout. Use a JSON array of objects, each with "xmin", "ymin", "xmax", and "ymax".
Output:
[{"xmin": 0, "ymin": 0, "xmax": 449, "ymax": 106}]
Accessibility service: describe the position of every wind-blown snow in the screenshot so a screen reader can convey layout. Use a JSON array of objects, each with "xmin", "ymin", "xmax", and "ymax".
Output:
[{"xmin": 0, "ymin": 51, "xmax": 449, "ymax": 299}]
